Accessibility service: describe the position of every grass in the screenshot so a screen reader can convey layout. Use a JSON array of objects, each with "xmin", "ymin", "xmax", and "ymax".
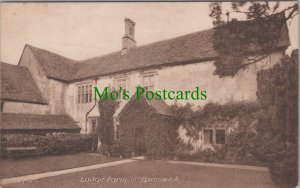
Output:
[
  {"xmin": 5, "ymin": 160, "xmax": 276, "ymax": 188},
  {"xmin": 0, "ymin": 152, "xmax": 117, "ymax": 179}
]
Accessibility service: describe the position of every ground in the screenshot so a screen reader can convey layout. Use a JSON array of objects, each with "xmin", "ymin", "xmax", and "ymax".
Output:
[
  {"xmin": 0, "ymin": 152, "xmax": 117, "ymax": 179},
  {"xmin": 0, "ymin": 153, "xmax": 276, "ymax": 188}
]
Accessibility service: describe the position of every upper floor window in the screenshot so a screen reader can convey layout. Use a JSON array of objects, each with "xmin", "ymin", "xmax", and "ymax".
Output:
[
  {"xmin": 77, "ymin": 83, "xmax": 92, "ymax": 104},
  {"xmin": 142, "ymin": 74, "xmax": 155, "ymax": 91},
  {"xmin": 113, "ymin": 77, "xmax": 127, "ymax": 100},
  {"xmin": 114, "ymin": 77, "xmax": 127, "ymax": 90}
]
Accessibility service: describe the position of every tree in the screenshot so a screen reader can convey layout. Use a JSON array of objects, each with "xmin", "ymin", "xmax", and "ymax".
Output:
[
  {"xmin": 255, "ymin": 50, "xmax": 298, "ymax": 187},
  {"xmin": 209, "ymin": 2, "xmax": 298, "ymax": 77}
]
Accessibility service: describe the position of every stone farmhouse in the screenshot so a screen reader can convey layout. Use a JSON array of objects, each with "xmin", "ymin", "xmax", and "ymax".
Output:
[{"xmin": 0, "ymin": 15, "xmax": 290, "ymax": 148}]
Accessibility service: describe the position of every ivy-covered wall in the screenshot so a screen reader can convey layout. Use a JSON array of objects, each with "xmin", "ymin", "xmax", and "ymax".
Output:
[
  {"xmin": 119, "ymin": 97, "xmax": 178, "ymax": 159},
  {"xmin": 172, "ymin": 102, "xmax": 259, "ymax": 151}
]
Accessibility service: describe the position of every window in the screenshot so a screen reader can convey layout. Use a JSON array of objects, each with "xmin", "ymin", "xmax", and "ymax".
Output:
[
  {"xmin": 203, "ymin": 129, "xmax": 213, "ymax": 144},
  {"xmin": 142, "ymin": 74, "xmax": 155, "ymax": 91},
  {"xmin": 203, "ymin": 128, "xmax": 226, "ymax": 145},
  {"xmin": 114, "ymin": 77, "xmax": 127, "ymax": 90},
  {"xmin": 114, "ymin": 77, "xmax": 127, "ymax": 100},
  {"xmin": 91, "ymin": 119, "xmax": 97, "ymax": 132},
  {"xmin": 216, "ymin": 129, "xmax": 225, "ymax": 144},
  {"xmin": 77, "ymin": 83, "xmax": 93, "ymax": 104}
]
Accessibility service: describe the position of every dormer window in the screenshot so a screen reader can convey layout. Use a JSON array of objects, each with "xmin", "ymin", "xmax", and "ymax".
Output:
[{"xmin": 77, "ymin": 83, "xmax": 92, "ymax": 104}]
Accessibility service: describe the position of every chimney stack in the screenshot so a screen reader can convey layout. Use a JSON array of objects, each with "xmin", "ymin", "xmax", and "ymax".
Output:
[{"xmin": 121, "ymin": 18, "xmax": 136, "ymax": 55}]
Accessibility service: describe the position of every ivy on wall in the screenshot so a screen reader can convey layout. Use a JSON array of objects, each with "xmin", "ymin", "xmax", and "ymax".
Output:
[
  {"xmin": 119, "ymin": 97, "xmax": 178, "ymax": 159},
  {"xmin": 98, "ymin": 100, "xmax": 120, "ymax": 147},
  {"xmin": 171, "ymin": 101, "xmax": 259, "ymax": 139},
  {"xmin": 255, "ymin": 50, "xmax": 298, "ymax": 187}
]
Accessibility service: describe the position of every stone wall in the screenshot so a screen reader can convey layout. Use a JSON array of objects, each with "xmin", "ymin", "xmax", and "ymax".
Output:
[
  {"xmin": 18, "ymin": 45, "xmax": 68, "ymax": 115},
  {"xmin": 65, "ymin": 51, "xmax": 284, "ymax": 133}
]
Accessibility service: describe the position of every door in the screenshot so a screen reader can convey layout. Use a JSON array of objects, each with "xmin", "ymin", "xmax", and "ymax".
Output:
[{"xmin": 134, "ymin": 127, "xmax": 146, "ymax": 155}]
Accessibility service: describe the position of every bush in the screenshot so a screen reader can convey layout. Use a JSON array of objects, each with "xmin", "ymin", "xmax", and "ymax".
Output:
[
  {"xmin": 257, "ymin": 141, "xmax": 298, "ymax": 187},
  {"xmin": 97, "ymin": 144, "xmax": 110, "ymax": 156},
  {"xmin": 2, "ymin": 133, "xmax": 93, "ymax": 157},
  {"xmin": 175, "ymin": 147, "xmax": 219, "ymax": 162},
  {"xmin": 109, "ymin": 141, "xmax": 125, "ymax": 158}
]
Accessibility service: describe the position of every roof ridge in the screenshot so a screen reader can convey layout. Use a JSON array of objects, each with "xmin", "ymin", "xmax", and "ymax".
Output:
[
  {"xmin": 26, "ymin": 44, "xmax": 78, "ymax": 63},
  {"xmin": 79, "ymin": 28, "xmax": 215, "ymax": 64}
]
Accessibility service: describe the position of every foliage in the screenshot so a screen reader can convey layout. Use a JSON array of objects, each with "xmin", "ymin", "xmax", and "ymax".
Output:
[
  {"xmin": 224, "ymin": 122, "xmax": 259, "ymax": 163},
  {"xmin": 172, "ymin": 101, "xmax": 261, "ymax": 165},
  {"xmin": 209, "ymin": 2, "xmax": 298, "ymax": 77},
  {"xmin": 109, "ymin": 140, "xmax": 126, "ymax": 158},
  {"xmin": 97, "ymin": 144, "xmax": 110, "ymax": 156},
  {"xmin": 171, "ymin": 101, "xmax": 259, "ymax": 139},
  {"xmin": 255, "ymin": 50, "xmax": 298, "ymax": 187},
  {"xmin": 144, "ymin": 117, "xmax": 178, "ymax": 160},
  {"xmin": 1, "ymin": 133, "xmax": 93, "ymax": 157},
  {"xmin": 118, "ymin": 97, "xmax": 178, "ymax": 159},
  {"xmin": 98, "ymin": 100, "xmax": 120, "ymax": 146}
]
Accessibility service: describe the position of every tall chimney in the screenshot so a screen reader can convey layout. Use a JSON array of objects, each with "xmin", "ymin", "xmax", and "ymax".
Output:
[{"xmin": 121, "ymin": 18, "xmax": 136, "ymax": 55}]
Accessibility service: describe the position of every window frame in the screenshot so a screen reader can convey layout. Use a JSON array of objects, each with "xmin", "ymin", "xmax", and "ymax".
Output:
[
  {"xmin": 203, "ymin": 128, "xmax": 226, "ymax": 145},
  {"xmin": 215, "ymin": 128, "xmax": 226, "ymax": 145},
  {"xmin": 142, "ymin": 73, "xmax": 156, "ymax": 91},
  {"xmin": 76, "ymin": 82, "xmax": 93, "ymax": 104},
  {"xmin": 203, "ymin": 129, "xmax": 214, "ymax": 145},
  {"xmin": 113, "ymin": 76, "xmax": 127, "ymax": 100}
]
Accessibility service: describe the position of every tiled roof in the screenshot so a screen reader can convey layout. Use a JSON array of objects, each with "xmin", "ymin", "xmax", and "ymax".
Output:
[
  {"xmin": 27, "ymin": 45, "xmax": 78, "ymax": 81},
  {"xmin": 0, "ymin": 62, "xmax": 46, "ymax": 104},
  {"xmin": 0, "ymin": 113, "xmax": 80, "ymax": 131},
  {"xmin": 23, "ymin": 13, "xmax": 290, "ymax": 82},
  {"xmin": 73, "ymin": 28, "xmax": 217, "ymax": 81}
]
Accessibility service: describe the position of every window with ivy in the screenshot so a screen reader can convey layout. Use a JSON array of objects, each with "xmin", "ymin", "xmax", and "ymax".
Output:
[
  {"xmin": 215, "ymin": 129, "xmax": 225, "ymax": 144},
  {"xmin": 203, "ymin": 129, "xmax": 213, "ymax": 144}
]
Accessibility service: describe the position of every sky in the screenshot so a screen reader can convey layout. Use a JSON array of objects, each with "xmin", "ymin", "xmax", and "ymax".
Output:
[{"xmin": 0, "ymin": 2, "xmax": 298, "ymax": 65}]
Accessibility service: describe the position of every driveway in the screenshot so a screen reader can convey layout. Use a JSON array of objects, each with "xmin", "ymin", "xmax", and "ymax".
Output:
[{"xmin": 1, "ymin": 159, "xmax": 276, "ymax": 188}]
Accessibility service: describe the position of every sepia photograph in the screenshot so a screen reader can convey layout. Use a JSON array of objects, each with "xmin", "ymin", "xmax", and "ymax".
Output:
[{"xmin": 0, "ymin": 1, "xmax": 298, "ymax": 188}]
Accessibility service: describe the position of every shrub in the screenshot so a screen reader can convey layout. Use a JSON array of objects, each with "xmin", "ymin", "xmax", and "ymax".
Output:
[
  {"xmin": 2, "ymin": 133, "xmax": 93, "ymax": 157},
  {"xmin": 256, "ymin": 50, "xmax": 298, "ymax": 187},
  {"xmin": 257, "ymin": 141, "xmax": 298, "ymax": 187},
  {"xmin": 97, "ymin": 144, "xmax": 110, "ymax": 156},
  {"xmin": 109, "ymin": 141, "xmax": 125, "ymax": 158}
]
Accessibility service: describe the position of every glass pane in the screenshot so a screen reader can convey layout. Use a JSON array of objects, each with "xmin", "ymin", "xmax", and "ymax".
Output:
[
  {"xmin": 216, "ymin": 129, "xmax": 225, "ymax": 144},
  {"xmin": 81, "ymin": 86, "xmax": 84, "ymax": 103},
  {"xmin": 78, "ymin": 87, "xmax": 81, "ymax": 103},
  {"xmin": 204, "ymin": 130, "xmax": 213, "ymax": 144}
]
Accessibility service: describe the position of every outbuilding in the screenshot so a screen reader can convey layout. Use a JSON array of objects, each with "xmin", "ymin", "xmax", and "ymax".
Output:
[{"xmin": 115, "ymin": 96, "xmax": 179, "ymax": 158}]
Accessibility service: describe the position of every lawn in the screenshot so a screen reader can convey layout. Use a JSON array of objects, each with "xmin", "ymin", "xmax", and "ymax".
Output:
[
  {"xmin": 4, "ymin": 160, "xmax": 276, "ymax": 188},
  {"xmin": 0, "ymin": 152, "xmax": 117, "ymax": 179}
]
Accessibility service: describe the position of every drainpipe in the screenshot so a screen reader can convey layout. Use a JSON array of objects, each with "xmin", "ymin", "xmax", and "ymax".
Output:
[{"xmin": 85, "ymin": 79, "xmax": 98, "ymax": 134}]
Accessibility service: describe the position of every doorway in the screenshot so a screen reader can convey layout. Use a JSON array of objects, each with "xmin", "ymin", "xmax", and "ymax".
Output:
[{"xmin": 134, "ymin": 127, "xmax": 146, "ymax": 155}]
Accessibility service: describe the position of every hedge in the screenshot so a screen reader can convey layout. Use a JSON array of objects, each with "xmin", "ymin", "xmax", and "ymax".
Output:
[{"xmin": 1, "ymin": 133, "xmax": 93, "ymax": 157}]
